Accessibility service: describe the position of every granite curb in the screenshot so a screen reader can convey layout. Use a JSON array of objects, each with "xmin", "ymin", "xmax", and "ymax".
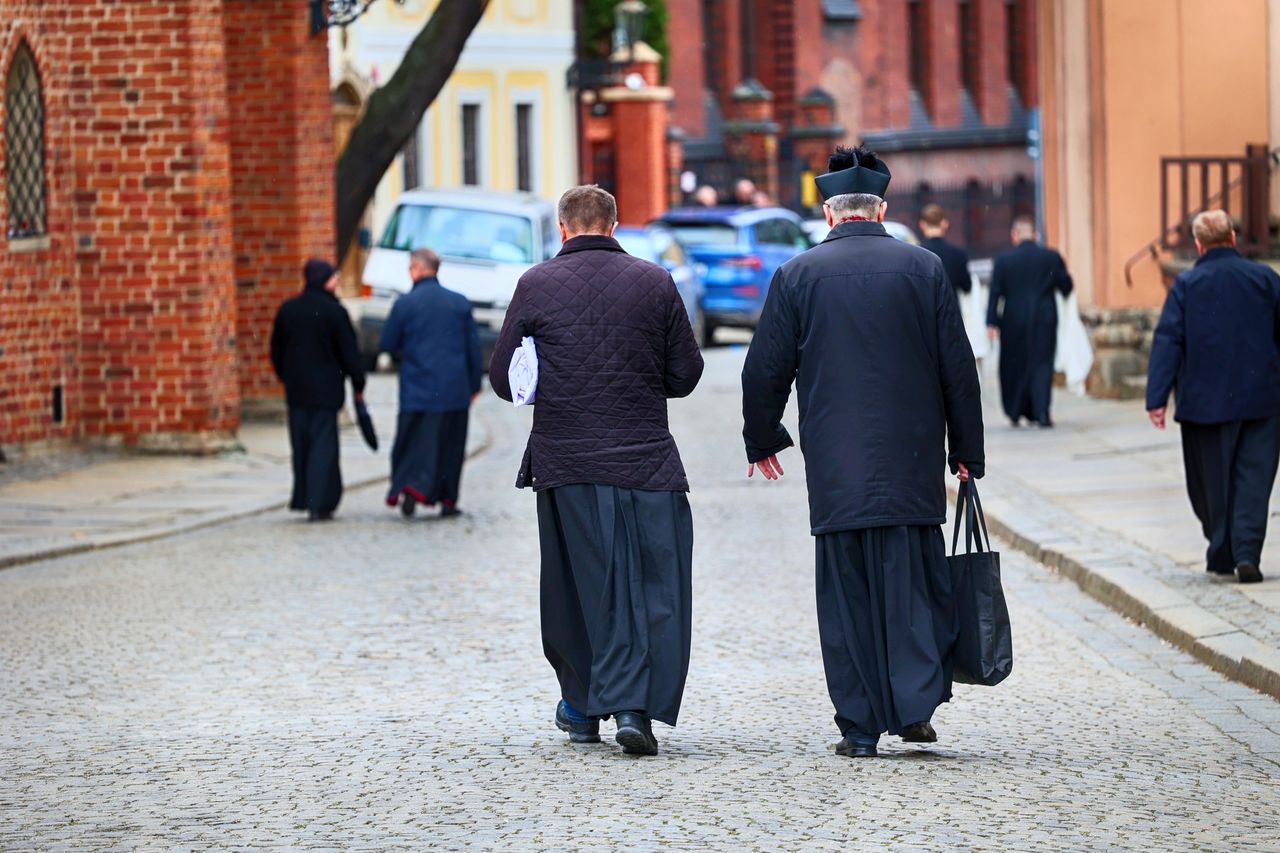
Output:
[{"xmin": 957, "ymin": 482, "xmax": 1280, "ymax": 701}]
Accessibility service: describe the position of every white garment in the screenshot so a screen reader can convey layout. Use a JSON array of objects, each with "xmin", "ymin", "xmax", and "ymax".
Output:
[
  {"xmin": 958, "ymin": 274, "xmax": 990, "ymax": 360},
  {"xmin": 508, "ymin": 336, "xmax": 539, "ymax": 407},
  {"xmin": 1054, "ymin": 292, "xmax": 1093, "ymax": 397}
]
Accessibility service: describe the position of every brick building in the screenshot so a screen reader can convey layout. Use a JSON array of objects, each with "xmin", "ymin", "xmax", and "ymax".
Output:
[
  {"xmin": 665, "ymin": 0, "xmax": 1038, "ymax": 255},
  {"xmin": 0, "ymin": 0, "xmax": 334, "ymax": 455}
]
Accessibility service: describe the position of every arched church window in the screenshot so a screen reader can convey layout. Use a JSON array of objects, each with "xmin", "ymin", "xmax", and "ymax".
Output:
[{"xmin": 5, "ymin": 43, "xmax": 47, "ymax": 239}]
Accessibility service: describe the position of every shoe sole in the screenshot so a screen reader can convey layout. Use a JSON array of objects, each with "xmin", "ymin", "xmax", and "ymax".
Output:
[
  {"xmin": 615, "ymin": 726, "xmax": 658, "ymax": 756},
  {"xmin": 554, "ymin": 719, "xmax": 601, "ymax": 744},
  {"xmin": 835, "ymin": 745, "xmax": 878, "ymax": 758},
  {"xmin": 900, "ymin": 730, "xmax": 937, "ymax": 744},
  {"xmin": 1237, "ymin": 564, "xmax": 1264, "ymax": 584}
]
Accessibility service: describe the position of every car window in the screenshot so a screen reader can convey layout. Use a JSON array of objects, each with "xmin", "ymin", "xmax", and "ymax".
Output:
[
  {"xmin": 615, "ymin": 232, "xmax": 656, "ymax": 261},
  {"xmin": 755, "ymin": 219, "xmax": 805, "ymax": 248},
  {"xmin": 665, "ymin": 223, "xmax": 740, "ymax": 248},
  {"xmin": 650, "ymin": 229, "xmax": 687, "ymax": 268},
  {"xmin": 778, "ymin": 220, "xmax": 811, "ymax": 250},
  {"xmin": 379, "ymin": 204, "xmax": 535, "ymax": 264},
  {"xmin": 542, "ymin": 214, "xmax": 558, "ymax": 260}
]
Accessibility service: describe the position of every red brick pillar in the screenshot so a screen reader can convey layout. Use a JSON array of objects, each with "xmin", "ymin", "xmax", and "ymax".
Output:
[
  {"xmin": 224, "ymin": 0, "xmax": 337, "ymax": 412},
  {"xmin": 602, "ymin": 43, "xmax": 673, "ymax": 225},
  {"xmin": 724, "ymin": 79, "xmax": 780, "ymax": 204},
  {"xmin": 973, "ymin": 0, "xmax": 1012, "ymax": 126},
  {"xmin": 666, "ymin": 127, "xmax": 687, "ymax": 208},
  {"xmin": 72, "ymin": 0, "xmax": 240, "ymax": 451},
  {"xmin": 789, "ymin": 88, "xmax": 845, "ymax": 212}
]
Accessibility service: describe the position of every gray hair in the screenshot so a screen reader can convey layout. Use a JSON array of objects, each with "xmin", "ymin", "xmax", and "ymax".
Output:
[
  {"xmin": 1191, "ymin": 209, "xmax": 1234, "ymax": 247},
  {"xmin": 410, "ymin": 247, "xmax": 441, "ymax": 272},
  {"xmin": 825, "ymin": 192, "xmax": 883, "ymax": 220},
  {"xmin": 558, "ymin": 185, "xmax": 618, "ymax": 235}
]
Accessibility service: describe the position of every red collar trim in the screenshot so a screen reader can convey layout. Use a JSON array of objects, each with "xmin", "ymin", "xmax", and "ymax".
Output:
[{"xmin": 838, "ymin": 215, "xmax": 873, "ymax": 224}]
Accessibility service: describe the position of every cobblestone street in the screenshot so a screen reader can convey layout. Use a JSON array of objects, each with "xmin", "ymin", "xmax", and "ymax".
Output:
[{"xmin": 3, "ymin": 350, "xmax": 1280, "ymax": 851}]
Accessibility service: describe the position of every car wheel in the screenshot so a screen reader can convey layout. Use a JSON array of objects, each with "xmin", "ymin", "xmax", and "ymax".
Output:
[
  {"xmin": 691, "ymin": 309, "xmax": 707, "ymax": 349},
  {"xmin": 701, "ymin": 321, "xmax": 717, "ymax": 348}
]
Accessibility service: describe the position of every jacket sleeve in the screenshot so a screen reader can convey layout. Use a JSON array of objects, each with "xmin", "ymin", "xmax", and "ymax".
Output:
[
  {"xmin": 378, "ymin": 299, "xmax": 403, "ymax": 355},
  {"xmin": 335, "ymin": 306, "xmax": 367, "ymax": 395},
  {"xmin": 269, "ymin": 308, "xmax": 286, "ymax": 382},
  {"xmin": 465, "ymin": 305, "xmax": 483, "ymax": 396},
  {"xmin": 986, "ymin": 259, "xmax": 1004, "ymax": 328},
  {"xmin": 955, "ymin": 249, "xmax": 973, "ymax": 293},
  {"xmin": 662, "ymin": 276, "xmax": 704, "ymax": 398},
  {"xmin": 936, "ymin": 270, "xmax": 985, "ymax": 478},
  {"xmin": 1146, "ymin": 278, "xmax": 1186, "ymax": 412},
  {"xmin": 1052, "ymin": 251, "xmax": 1074, "ymax": 296},
  {"xmin": 741, "ymin": 268, "xmax": 799, "ymax": 463},
  {"xmin": 489, "ymin": 276, "xmax": 532, "ymax": 402}
]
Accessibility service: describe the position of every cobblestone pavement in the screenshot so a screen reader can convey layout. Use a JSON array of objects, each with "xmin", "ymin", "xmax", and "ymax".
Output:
[{"xmin": 2, "ymin": 349, "xmax": 1279, "ymax": 851}]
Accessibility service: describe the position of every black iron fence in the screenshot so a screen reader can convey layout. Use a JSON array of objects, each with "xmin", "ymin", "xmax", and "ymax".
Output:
[{"xmin": 885, "ymin": 178, "xmax": 1035, "ymax": 259}]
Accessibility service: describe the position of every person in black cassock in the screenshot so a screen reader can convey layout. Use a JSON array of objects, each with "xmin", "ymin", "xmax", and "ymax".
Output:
[
  {"xmin": 490, "ymin": 185, "xmax": 704, "ymax": 757},
  {"xmin": 741, "ymin": 146, "xmax": 985, "ymax": 758},
  {"xmin": 1147, "ymin": 209, "xmax": 1280, "ymax": 585},
  {"xmin": 986, "ymin": 215, "xmax": 1074, "ymax": 427},
  {"xmin": 270, "ymin": 259, "xmax": 366, "ymax": 521},
  {"xmin": 919, "ymin": 203, "xmax": 972, "ymax": 298},
  {"xmin": 380, "ymin": 248, "xmax": 481, "ymax": 519}
]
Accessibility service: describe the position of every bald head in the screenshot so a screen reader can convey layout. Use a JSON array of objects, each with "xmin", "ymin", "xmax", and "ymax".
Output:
[
  {"xmin": 409, "ymin": 247, "xmax": 440, "ymax": 280},
  {"xmin": 1011, "ymin": 214, "xmax": 1037, "ymax": 244},
  {"xmin": 1192, "ymin": 209, "xmax": 1236, "ymax": 253}
]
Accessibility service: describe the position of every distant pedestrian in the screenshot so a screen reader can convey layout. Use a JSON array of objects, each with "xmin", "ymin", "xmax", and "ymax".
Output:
[
  {"xmin": 919, "ymin": 204, "xmax": 972, "ymax": 298},
  {"xmin": 693, "ymin": 185, "xmax": 719, "ymax": 207},
  {"xmin": 490, "ymin": 185, "xmax": 704, "ymax": 756},
  {"xmin": 741, "ymin": 146, "xmax": 985, "ymax": 758},
  {"xmin": 270, "ymin": 259, "xmax": 367, "ymax": 522},
  {"xmin": 1147, "ymin": 209, "xmax": 1280, "ymax": 584},
  {"xmin": 987, "ymin": 215, "xmax": 1074, "ymax": 427},
  {"xmin": 733, "ymin": 177, "xmax": 757, "ymax": 206},
  {"xmin": 379, "ymin": 248, "xmax": 481, "ymax": 519}
]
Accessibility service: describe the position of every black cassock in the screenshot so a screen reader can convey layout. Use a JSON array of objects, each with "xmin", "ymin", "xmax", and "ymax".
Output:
[
  {"xmin": 287, "ymin": 407, "xmax": 342, "ymax": 516},
  {"xmin": 387, "ymin": 409, "xmax": 468, "ymax": 507},
  {"xmin": 742, "ymin": 220, "xmax": 984, "ymax": 740},
  {"xmin": 537, "ymin": 484, "xmax": 693, "ymax": 726},
  {"xmin": 986, "ymin": 240, "xmax": 1073, "ymax": 424}
]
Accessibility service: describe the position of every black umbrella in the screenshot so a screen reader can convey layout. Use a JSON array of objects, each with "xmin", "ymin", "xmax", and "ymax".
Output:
[{"xmin": 354, "ymin": 398, "xmax": 378, "ymax": 452}]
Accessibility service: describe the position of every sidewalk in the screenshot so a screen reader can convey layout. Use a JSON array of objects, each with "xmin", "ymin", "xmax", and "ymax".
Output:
[
  {"xmin": 0, "ymin": 375, "xmax": 489, "ymax": 570},
  {"xmin": 974, "ymin": 374, "xmax": 1280, "ymax": 700}
]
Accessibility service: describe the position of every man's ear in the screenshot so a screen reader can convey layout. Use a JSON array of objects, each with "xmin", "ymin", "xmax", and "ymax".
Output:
[
  {"xmin": 1195, "ymin": 239, "xmax": 1205, "ymax": 256},
  {"xmin": 609, "ymin": 221, "xmax": 619, "ymax": 237},
  {"xmin": 1230, "ymin": 230, "xmax": 1238, "ymax": 248},
  {"xmin": 558, "ymin": 222, "xmax": 570, "ymax": 243},
  {"xmin": 823, "ymin": 204, "xmax": 835, "ymax": 228},
  {"xmin": 876, "ymin": 201, "xmax": 888, "ymax": 224}
]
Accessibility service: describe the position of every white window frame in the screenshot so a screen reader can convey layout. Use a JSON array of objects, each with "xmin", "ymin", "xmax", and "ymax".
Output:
[{"xmin": 511, "ymin": 88, "xmax": 544, "ymax": 196}]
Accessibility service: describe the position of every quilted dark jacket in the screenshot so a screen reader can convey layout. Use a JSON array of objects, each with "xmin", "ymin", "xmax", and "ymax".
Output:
[{"xmin": 489, "ymin": 234, "xmax": 704, "ymax": 492}]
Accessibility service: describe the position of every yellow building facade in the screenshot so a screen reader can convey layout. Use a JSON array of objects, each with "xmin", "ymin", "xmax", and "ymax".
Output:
[{"xmin": 329, "ymin": 0, "xmax": 577, "ymax": 240}]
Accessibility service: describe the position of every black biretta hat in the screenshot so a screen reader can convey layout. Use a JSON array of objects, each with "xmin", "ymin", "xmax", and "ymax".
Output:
[{"xmin": 815, "ymin": 152, "xmax": 892, "ymax": 200}]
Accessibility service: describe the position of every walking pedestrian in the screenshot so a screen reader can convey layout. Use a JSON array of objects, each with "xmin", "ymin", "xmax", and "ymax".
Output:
[
  {"xmin": 741, "ymin": 145, "xmax": 985, "ymax": 758},
  {"xmin": 1147, "ymin": 209, "xmax": 1280, "ymax": 584},
  {"xmin": 269, "ymin": 258, "xmax": 367, "ymax": 522},
  {"xmin": 919, "ymin": 203, "xmax": 972, "ymax": 298},
  {"xmin": 379, "ymin": 248, "xmax": 482, "ymax": 519},
  {"xmin": 986, "ymin": 215, "xmax": 1074, "ymax": 427},
  {"xmin": 733, "ymin": 177, "xmax": 757, "ymax": 206},
  {"xmin": 490, "ymin": 185, "xmax": 704, "ymax": 756}
]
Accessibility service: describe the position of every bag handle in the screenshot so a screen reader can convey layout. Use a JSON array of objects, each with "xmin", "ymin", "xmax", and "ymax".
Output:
[{"xmin": 950, "ymin": 479, "xmax": 993, "ymax": 556}]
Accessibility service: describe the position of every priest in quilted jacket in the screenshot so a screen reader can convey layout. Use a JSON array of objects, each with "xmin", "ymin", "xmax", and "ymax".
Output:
[{"xmin": 490, "ymin": 185, "xmax": 704, "ymax": 757}]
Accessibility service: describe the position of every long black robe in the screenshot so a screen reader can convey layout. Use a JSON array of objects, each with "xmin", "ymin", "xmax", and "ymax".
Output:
[
  {"xmin": 537, "ymin": 484, "xmax": 693, "ymax": 727},
  {"xmin": 288, "ymin": 407, "xmax": 342, "ymax": 516},
  {"xmin": 986, "ymin": 240, "xmax": 1073, "ymax": 424},
  {"xmin": 387, "ymin": 409, "xmax": 468, "ymax": 507},
  {"xmin": 817, "ymin": 526, "xmax": 956, "ymax": 738},
  {"xmin": 1181, "ymin": 416, "xmax": 1280, "ymax": 573}
]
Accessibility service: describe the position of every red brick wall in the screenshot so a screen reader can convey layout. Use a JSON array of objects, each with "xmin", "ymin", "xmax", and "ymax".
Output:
[
  {"xmin": 0, "ymin": 7, "xmax": 78, "ymax": 448},
  {"xmin": 667, "ymin": 0, "xmax": 708, "ymax": 138},
  {"xmin": 224, "ymin": 1, "xmax": 337, "ymax": 406}
]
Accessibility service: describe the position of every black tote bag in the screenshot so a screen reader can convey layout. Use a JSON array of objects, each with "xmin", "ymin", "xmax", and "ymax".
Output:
[{"xmin": 949, "ymin": 480, "xmax": 1013, "ymax": 686}]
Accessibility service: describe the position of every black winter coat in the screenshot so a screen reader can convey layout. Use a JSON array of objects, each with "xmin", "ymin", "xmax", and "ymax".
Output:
[
  {"xmin": 742, "ymin": 220, "xmax": 985, "ymax": 534},
  {"xmin": 270, "ymin": 285, "xmax": 366, "ymax": 411},
  {"xmin": 920, "ymin": 236, "xmax": 972, "ymax": 295},
  {"xmin": 1147, "ymin": 247, "xmax": 1280, "ymax": 425},
  {"xmin": 490, "ymin": 235, "xmax": 705, "ymax": 492}
]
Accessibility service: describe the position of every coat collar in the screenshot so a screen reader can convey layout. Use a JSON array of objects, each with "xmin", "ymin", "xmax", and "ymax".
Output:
[
  {"xmin": 411, "ymin": 275, "xmax": 440, "ymax": 289},
  {"xmin": 822, "ymin": 219, "xmax": 891, "ymax": 243},
  {"xmin": 558, "ymin": 234, "xmax": 626, "ymax": 256},
  {"xmin": 1195, "ymin": 246, "xmax": 1241, "ymax": 266}
]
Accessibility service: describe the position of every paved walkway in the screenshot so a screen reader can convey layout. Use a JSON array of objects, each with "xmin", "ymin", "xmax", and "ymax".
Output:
[
  {"xmin": 975, "ymin": 362, "xmax": 1280, "ymax": 699},
  {"xmin": 0, "ymin": 375, "xmax": 487, "ymax": 570}
]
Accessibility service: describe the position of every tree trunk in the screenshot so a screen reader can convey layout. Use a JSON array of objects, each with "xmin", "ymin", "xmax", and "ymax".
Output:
[{"xmin": 335, "ymin": 0, "xmax": 491, "ymax": 262}]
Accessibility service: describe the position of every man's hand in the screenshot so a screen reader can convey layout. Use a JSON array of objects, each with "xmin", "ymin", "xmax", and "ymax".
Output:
[
  {"xmin": 1148, "ymin": 407, "xmax": 1167, "ymax": 430},
  {"xmin": 987, "ymin": 325, "xmax": 999, "ymax": 341},
  {"xmin": 748, "ymin": 454, "xmax": 785, "ymax": 481},
  {"xmin": 957, "ymin": 463, "xmax": 971, "ymax": 482}
]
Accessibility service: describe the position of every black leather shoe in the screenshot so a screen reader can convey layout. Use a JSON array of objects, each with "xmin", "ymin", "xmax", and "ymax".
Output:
[
  {"xmin": 1236, "ymin": 562, "xmax": 1264, "ymax": 584},
  {"xmin": 554, "ymin": 700, "xmax": 600, "ymax": 744},
  {"xmin": 307, "ymin": 511, "xmax": 333, "ymax": 522},
  {"xmin": 835, "ymin": 736, "xmax": 878, "ymax": 758},
  {"xmin": 441, "ymin": 505, "xmax": 462, "ymax": 519},
  {"xmin": 400, "ymin": 495, "xmax": 417, "ymax": 518},
  {"xmin": 900, "ymin": 721, "xmax": 937, "ymax": 743},
  {"xmin": 614, "ymin": 711, "xmax": 658, "ymax": 756}
]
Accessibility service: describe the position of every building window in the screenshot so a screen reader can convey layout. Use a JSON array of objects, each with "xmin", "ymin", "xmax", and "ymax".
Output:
[
  {"xmin": 515, "ymin": 103, "xmax": 533, "ymax": 193},
  {"xmin": 461, "ymin": 103, "xmax": 481, "ymax": 186},
  {"xmin": 959, "ymin": 0, "xmax": 978, "ymax": 96},
  {"xmin": 1006, "ymin": 0, "xmax": 1024, "ymax": 104},
  {"xmin": 907, "ymin": 1, "xmax": 927, "ymax": 98},
  {"xmin": 5, "ymin": 43, "xmax": 48, "ymax": 240}
]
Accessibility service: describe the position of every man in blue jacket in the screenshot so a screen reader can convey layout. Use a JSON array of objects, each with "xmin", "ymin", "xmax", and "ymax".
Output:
[
  {"xmin": 380, "ymin": 248, "xmax": 482, "ymax": 518},
  {"xmin": 1147, "ymin": 209, "xmax": 1280, "ymax": 584}
]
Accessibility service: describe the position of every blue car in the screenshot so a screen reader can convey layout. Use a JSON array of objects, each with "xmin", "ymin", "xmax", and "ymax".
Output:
[
  {"xmin": 614, "ymin": 224, "xmax": 707, "ymax": 346},
  {"xmin": 655, "ymin": 207, "xmax": 812, "ymax": 343}
]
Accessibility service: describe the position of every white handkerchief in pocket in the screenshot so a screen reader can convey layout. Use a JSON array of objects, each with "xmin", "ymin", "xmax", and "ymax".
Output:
[{"xmin": 509, "ymin": 336, "xmax": 538, "ymax": 407}]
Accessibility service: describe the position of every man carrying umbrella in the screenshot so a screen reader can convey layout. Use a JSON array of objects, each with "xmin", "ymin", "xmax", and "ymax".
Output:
[{"xmin": 741, "ymin": 146, "xmax": 985, "ymax": 757}]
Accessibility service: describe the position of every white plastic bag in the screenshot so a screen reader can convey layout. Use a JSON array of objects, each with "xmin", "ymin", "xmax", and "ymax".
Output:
[
  {"xmin": 1054, "ymin": 292, "xmax": 1093, "ymax": 396},
  {"xmin": 958, "ymin": 274, "xmax": 990, "ymax": 360},
  {"xmin": 508, "ymin": 336, "xmax": 539, "ymax": 406}
]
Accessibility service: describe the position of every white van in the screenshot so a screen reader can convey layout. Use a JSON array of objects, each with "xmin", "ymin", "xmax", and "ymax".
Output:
[{"xmin": 355, "ymin": 188, "xmax": 558, "ymax": 369}]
